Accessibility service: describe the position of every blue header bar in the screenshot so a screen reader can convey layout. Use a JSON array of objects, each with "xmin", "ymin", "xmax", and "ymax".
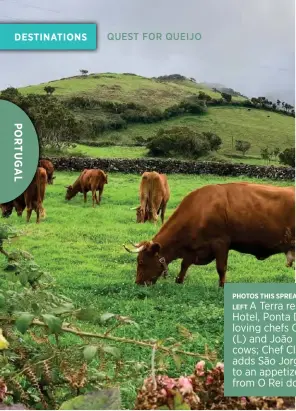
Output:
[{"xmin": 0, "ymin": 23, "xmax": 97, "ymax": 50}]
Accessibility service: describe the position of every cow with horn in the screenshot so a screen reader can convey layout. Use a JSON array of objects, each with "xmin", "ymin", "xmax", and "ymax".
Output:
[{"xmin": 124, "ymin": 182, "xmax": 295, "ymax": 287}]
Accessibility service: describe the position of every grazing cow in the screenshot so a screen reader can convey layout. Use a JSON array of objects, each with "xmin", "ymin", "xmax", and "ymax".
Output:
[
  {"xmin": 65, "ymin": 169, "xmax": 108, "ymax": 207},
  {"xmin": 124, "ymin": 183, "xmax": 295, "ymax": 287},
  {"xmin": 24, "ymin": 167, "xmax": 48, "ymax": 223},
  {"xmin": 0, "ymin": 168, "xmax": 47, "ymax": 223},
  {"xmin": 39, "ymin": 159, "xmax": 55, "ymax": 184},
  {"xmin": 132, "ymin": 172, "xmax": 170, "ymax": 224},
  {"xmin": 0, "ymin": 194, "xmax": 26, "ymax": 218}
]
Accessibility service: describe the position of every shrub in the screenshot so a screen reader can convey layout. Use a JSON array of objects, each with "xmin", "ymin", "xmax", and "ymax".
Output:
[
  {"xmin": 156, "ymin": 74, "xmax": 187, "ymax": 82},
  {"xmin": 44, "ymin": 86, "xmax": 55, "ymax": 95},
  {"xmin": 135, "ymin": 360, "xmax": 293, "ymax": 410},
  {"xmin": 0, "ymin": 87, "xmax": 21, "ymax": 104},
  {"xmin": 65, "ymin": 96, "xmax": 99, "ymax": 109},
  {"xmin": 202, "ymin": 132, "xmax": 222, "ymax": 151},
  {"xmin": 163, "ymin": 104, "xmax": 185, "ymax": 119},
  {"xmin": 179, "ymin": 100, "xmax": 207, "ymax": 114},
  {"xmin": 147, "ymin": 127, "xmax": 211, "ymax": 159},
  {"xmin": 279, "ymin": 148, "xmax": 295, "ymax": 167},
  {"xmin": 198, "ymin": 91, "xmax": 212, "ymax": 101},
  {"xmin": 221, "ymin": 92, "xmax": 232, "ymax": 102}
]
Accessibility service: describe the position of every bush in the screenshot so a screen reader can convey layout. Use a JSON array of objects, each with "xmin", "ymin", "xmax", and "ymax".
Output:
[
  {"xmin": 202, "ymin": 132, "xmax": 222, "ymax": 151},
  {"xmin": 198, "ymin": 91, "xmax": 212, "ymax": 101},
  {"xmin": 44, "ymin": 86, "xmax": 55, "ymax": 95},
  {"xmin": 163, "ymin": 104, "xmax": 185, "ymax": 119},
  {"xmin": 179, "ymin": 100, "xmax": 207, "ymax": 115},
  {"xmin": 135, "ymin": 361, "xmax": 293, "ymax": 410},
  {"xmin": 147, "ymin": 127, "xmax": 211, "ymax": 159},
  {"xmin": 221, "ymin": 92, "xmax": 232, "ymax": 102},
  {"xmin": 279, "ymin": 148, "xmax": 295, "ymax": 167},
  {"xmin": 65, "ymin": 96, "xmax": 99, "ymax": 109},
  {"xmin": 0, "ymin": 92, "xmax": 81, "ymax": 152}
]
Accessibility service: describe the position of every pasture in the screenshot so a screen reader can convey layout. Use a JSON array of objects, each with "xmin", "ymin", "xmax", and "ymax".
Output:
[
  {"xmin": 68, "ymin": 143, "xmax": 284, "ymax": 166},
  {"xmin": 85, "ymin": 107, "xmax": 294, "ymax": 159},
  {"xmin": 1, "ymin": 172, "xmax": 294, "ymax": 408}
]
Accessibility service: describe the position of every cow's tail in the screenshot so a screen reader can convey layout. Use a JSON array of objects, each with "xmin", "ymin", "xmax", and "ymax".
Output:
[
  {"xmin": 37, "ymin": 167, "xmax": 47, "ymax": 217},
  {"xmin": 36, "ymin": 168, "xmax": 42, "ymax": 213}
]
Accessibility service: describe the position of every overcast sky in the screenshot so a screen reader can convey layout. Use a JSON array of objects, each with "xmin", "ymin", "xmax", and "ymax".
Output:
[{"xmin": 0, "ymin": 0, "xmax": 295, "ymax": 102}]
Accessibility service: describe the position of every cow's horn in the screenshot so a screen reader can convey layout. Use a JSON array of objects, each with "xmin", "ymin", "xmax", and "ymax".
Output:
[
  {"xmin": 130, "ymin": 206, "xmax": 138, "ymax": 210},
  {"xmin": 123, "ymin": 244, "xmax": 144, "ymax": 253},
  {"xmin": 129, "ymin": 241, "xmax": 139, "ymax": 247}
]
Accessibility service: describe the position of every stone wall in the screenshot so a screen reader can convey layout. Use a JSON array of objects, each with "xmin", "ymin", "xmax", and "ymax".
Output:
[{"xmin": 46, "ymin": 156, "xmax": 295, "ymax": 180}]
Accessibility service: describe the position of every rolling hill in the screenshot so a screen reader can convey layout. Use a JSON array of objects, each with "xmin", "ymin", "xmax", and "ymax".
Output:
[{"xmin": 19, "ymin": 73, "xmax": 295, "ymax": 164}]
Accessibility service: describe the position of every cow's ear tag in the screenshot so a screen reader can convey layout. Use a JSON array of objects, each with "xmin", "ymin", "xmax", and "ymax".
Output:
[{"xmin": 0, "ymin": 100, "xmax": 39, "ymax": 203}]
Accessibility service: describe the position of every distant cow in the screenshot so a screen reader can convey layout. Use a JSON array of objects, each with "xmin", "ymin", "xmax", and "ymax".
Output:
[
  {"xmin": 0, "ymin": 167, "xmax": 47, "ymax": 223},
  {"xmin": 124, "ymin": 183, "xmax": 295, "ymax": 287},
  {"xmin": 132, "ymin": 172, "xmax": 170, "ymax": 224},
  {"xmin": 65, "ymin": 169, "xmax": 108, "ymax": 207},
  {"xmin": 0, "ymin": 194, "xmax": 26, "ymax": 218},
  {"xmin": 24, "ymin": 167, "xmax": 48, "ymax": 223},
  {"xmin": 39, "ymin": 159, "xmax": 55, "ymax": 184}
]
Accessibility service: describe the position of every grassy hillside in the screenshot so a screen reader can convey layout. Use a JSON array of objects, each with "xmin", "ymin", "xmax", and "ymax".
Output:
[
  {"xmin": 21, "ymin": 72, "xmax": 245, "ymax": 109},
  {"xmin": 84, "ymin": 107, "xmax": 294, "ymax": 157},
  {"xmin": 19, "ymin": 73, "xmax": 294, "ymax": 164}
]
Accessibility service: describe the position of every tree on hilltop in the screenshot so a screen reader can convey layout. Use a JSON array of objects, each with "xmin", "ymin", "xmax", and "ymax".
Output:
[
  {"xmin": 44, "ymin": 86, "xmax": 56, "ymax": 95},
  {"xmin": 79, "ymin": 69, "xmax": 89, "ymax": 76}
]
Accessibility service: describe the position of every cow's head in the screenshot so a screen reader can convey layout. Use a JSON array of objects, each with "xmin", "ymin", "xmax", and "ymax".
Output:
[
  {"xmin": 0, "ymin": 202, "xmax": 14, "ymax": 218},
  {"xmin": 48, "ymin": 175, "xmax": 56, "ymax": 185},
  {"xmin": 131, "ymin": 206, "xmax": 149, "ymax": 223},
  {"xmin": 65, "ymin": 185, "xmax": 74, "ymax": 200},
  {"xmin": 123, "ymin": 241, "xmax": 167, "ymax": 285},
  {"xmin": 14, "ymin": 203, "xmax": 25, "ymax": 217}
]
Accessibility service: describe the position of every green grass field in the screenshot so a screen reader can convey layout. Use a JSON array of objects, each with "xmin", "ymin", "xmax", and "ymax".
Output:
[
  {"xmin": 1, "ymin": 172, "xmax": 294, "ymax": 408},
  {"xmin": 66, "ymin": 143, "xmax": 284, "ymax": 166},
  {"xmin": 69, "ymin": 144, "xmax": 148, "ymax": 159},
  {"xmin": 88, "ymin": 107, "xmax": 294, "ymax": 157}
]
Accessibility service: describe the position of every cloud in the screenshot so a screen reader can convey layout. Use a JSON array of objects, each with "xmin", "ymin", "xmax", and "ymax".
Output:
[{"xmin": 0, "ymin": 0, "xmax": 294, "ymax": 102}]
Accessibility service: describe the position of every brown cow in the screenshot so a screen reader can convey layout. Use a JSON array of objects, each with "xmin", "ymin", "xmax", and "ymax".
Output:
[
  {"xmin": 132, "ymin": 172, "xmax": 170, "ymax": 224},
  {"xmin": 0, "ymin": 168, "xmax": 47, "ymax": 223},
  {"xmin": 65, "ymin": 169, "xmax": 108, "ymax": 207},
  {"xmin": 24, "ymin": 167, "xmax": 47, "ymax": 223},
  {"xmin": 0, "ymin": 194, "xmax": 26, "ymax": 218},
  {"xmin": 39, "ymin": 159, "xmax": 55, "ymax": 184},
  {"xmin": 124, "ymin": 183, "xmax": 295, "ymax": 287}
]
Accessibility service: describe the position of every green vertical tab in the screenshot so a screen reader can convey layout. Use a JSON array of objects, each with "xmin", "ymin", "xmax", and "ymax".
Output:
[
  {"xmin": 224, "ymin": 283, "xmax": 296, "ymax": 396},
  {"xmin": 0, "ymin": 100, "xmax": 39, "ymax": 203}
]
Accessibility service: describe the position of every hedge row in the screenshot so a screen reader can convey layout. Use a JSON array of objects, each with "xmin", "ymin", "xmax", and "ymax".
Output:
[{"xmin": 47, "ymin": 156, "xmax": 294, "ymax": 180}]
